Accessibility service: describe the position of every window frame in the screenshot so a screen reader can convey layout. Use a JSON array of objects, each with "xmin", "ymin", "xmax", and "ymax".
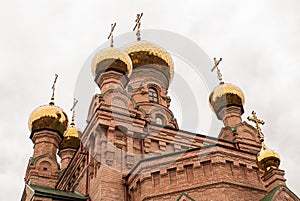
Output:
[{"xmin": 148, "ymin": 87, "xmax": 159, "ymax": 103}]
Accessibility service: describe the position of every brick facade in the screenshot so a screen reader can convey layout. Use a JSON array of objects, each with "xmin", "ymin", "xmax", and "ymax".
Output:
[{"xmin": 21, "ymin": 38, "xmax": 299, "ymax": 201}]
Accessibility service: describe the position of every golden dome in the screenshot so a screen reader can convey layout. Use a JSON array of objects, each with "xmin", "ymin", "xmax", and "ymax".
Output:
[
  {"xmin": 28, "ymin": 104, "xmax": 68, "ymax": 136},
  {"xmin": 64, "ymin": 126, "xmax": 82, "ymax": 138},
  {"xmin": 91, "ymin": 47, "xmax": 133, "ymax": 77},
  {"xmin": 122, "ymin": 40, "xmax": 174, "ymax": 81},
  {"xmin": 209, "ymin": 83, "xmax": 245, "ymax": 119},
  {"xmin": 59, "ymin": 126, "xmax": 81, "ymax": 150},
  {"xmin": 257, "ymin": 143, "xmax": 280, "ymax": 172}
]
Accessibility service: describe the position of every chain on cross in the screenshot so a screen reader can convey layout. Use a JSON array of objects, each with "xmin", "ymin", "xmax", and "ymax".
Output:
[
  {"xmin": 133, "ymin": 13, "xmax": 143, "ymax": 41},
  {"xmin": 70, "ymin": 98, "xmax": 78, "ymax": 126},
  {"xmin": 247, "ymin": 111, "xmax": 265, "ymax": 142},
  {"xmin": 211, "ymin": 57, "xmax": 223, "ymax": 84},
  {"xmin": 50, "ymin": 74, "xmax": 58, "ymax": 105},
  {"xmin": 107, "ymin": 23, "xmax": 116, "ymax": 47}
]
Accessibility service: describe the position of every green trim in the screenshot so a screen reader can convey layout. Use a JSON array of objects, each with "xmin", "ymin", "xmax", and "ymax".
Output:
[
  {"xmin": 127, "ymin": 84, "xmax": 133, "ymax": 90},
  {"xmin": 260, "ymin": 185, "xmax": 282, "ymax": 201},
  {"xmin": 224, "ymin": 125, "xmax": 238, "ymax": 132},
  {"xmin": 29, "ymin": 153, "xmax": 60, "ymax": 169},
  {"xmin": 260, "ymin": 184, "xmax": 300, "ymax": 201},
  {"xmin": 27, "ymin": 184, "xmax": 88, "ymax": 201},
  {"xmin": 126, "ymin": 139, "xmax": 260, "ymax": 179},
  {"xmin": 177, "ymin": 192, "xmax": 196, "ymax": 201}
]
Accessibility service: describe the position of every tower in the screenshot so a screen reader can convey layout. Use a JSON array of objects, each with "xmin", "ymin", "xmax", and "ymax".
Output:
[
  {"xmin": 25, "ymin": 74, "xmax": 68, "ymax": 188},
  {"xmin": 123, "ymin": 22, "xmax": 178, "ymax": 129},
  {"xmin": 58, "ymin": 99, "xmax": 81, "ymax": 170},
  {"xmin": 21, "ymin": 14, "xmax": 299, "ymax": 201},
  {"xmin": 209, "ymin": 59, "xmax": 262, "ymax": 153}
]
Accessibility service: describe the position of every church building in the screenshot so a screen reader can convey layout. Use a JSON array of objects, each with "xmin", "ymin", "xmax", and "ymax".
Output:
[{"xmin": 21, "ymin": 15, "xmax": 299, "ymax": 201}]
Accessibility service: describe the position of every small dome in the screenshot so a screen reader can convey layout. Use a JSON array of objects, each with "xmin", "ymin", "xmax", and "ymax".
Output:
[
  {"xmin": 209, "ymin": 83, "xmax": 245, "ymax": 119},
  {"xmin": 28, "ymin": 104, "xmax": 68, "ymax": 136},
  {"xmin": 122, "ymin": 40, "xmax": 174, "ymax": 81},
  {"xmin": 59, "ymin": 126, "xmax": 81, "ymax": 150},
  {"xmin": 257, "ymin": 143, "xmax": 280, "ymax": 172},
  {"xmin": 91, "ymin": 47, "xmax": 133, "ymax": 77}
]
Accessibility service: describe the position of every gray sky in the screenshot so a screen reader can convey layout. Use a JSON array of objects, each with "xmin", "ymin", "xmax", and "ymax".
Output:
[{"xmin": 0, "ymin": 0, "xmax": 299, "ymax": 200}]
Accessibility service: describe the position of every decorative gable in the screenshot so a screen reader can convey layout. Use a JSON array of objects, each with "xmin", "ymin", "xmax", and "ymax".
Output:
[
  {"xmin": 261, "ymin": 185, "xmax": 300, "ymax": 201},
  {"xmin": 177, "ymin": 192, "xmax": 196, "ymax": 201}
]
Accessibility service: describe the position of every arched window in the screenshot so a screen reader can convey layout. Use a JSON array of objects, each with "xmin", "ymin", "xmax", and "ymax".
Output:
[
  {"xmin": 156, "ymin": 116, "xmax": 163, "ymax": 125},
  {"xmin": 149, "ymin": 87, "xmax": 158, "ymax": 103}
]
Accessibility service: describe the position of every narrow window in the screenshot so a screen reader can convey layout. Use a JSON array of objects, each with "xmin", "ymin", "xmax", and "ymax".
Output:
[
  {"xmin": 184, "ymin": 164, "xmax": 194, "ymax": 181},
  {"xmin": 151, "ymin": 171, "xmax": 160, "ymax": 187},
  {"xmin": 201, "ymin": 160, "xmax": 212, "ymax": 177},
  {"xmin": 149, "ymin": 87, "xmax": 158, "ymax": 103},
  {"xmin": 168, "ymin": 168, "xmax": 177, "ymax": 184},
  {"xmin": 156, "ymin": 116, "xmax": 163, "ymax": 125}
]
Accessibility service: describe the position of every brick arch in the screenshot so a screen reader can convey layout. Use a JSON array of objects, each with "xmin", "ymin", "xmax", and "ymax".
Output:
[
  {"xmin": 103, "ymin": 89, "xmax": 136, "ymax": 111},
  {"xmin": 34, "ymin": 156, "xmax": 58, "ymax": 174},
  {"xmin": 146, "ymin": 83, "xmax": 162, "ymax": 93},
  {"xmin": 38, "ymin": 161, "xmax": 51, "ymax": 172}
]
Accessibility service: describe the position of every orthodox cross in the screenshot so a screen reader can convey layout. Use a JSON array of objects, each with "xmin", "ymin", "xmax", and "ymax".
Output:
[
  {"xmin": 133, "ymin": 13, "xmax": 143, "ymax": 41},
  {"xmin": 211, "ymin": 57, "xmax": 223, "ymax": 83},
  {"xmin": 50, "ymin": 74, "xmax": 58, "ymax": 105},
  {"xmin": 107, "ymin": 23, "xmax": 116, "ymax": 47},
  {"xmin": 247, "ymin": 111, "xmax": 265, "ymax": 142},
  {"xmin": 70, "ymin": 98, "xmax": 78, "ymax": 126}
]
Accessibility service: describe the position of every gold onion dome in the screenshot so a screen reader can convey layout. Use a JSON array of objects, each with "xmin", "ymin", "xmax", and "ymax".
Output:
[
  {"xmin": 122, "ymin": 40, "xmax": 174, "ymax": 81},
  {"xmin": 28, "ymin": 103, "xmax": 69, "ymax": 136},
  {"xmin": 59, "ymin": 125, "xmax": 81, "ymax": 150},
  {"xmin": 209, "ymin": 83, "xmax": 245, "ymax": 119},
  {"xmin": 91, "ymin": 47, "xmax": 133, "ymax": 77},
  {"xmin": 257, "ymin": 142, "xmax": 280, "ymax": 172}
]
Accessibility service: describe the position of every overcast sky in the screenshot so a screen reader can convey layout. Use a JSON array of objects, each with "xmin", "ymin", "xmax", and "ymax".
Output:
[{"xmin": 0, "ymin": 0, "xmax": 299, "ymax": 200}]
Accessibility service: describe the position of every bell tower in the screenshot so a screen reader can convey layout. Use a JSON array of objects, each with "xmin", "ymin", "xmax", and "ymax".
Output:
[
  {"xmin": 123, "ymin": 13, "xmax": 178, "ymax": 129},
  {"xmin": 209, "ymin": 59, "xmax": 261, "ymax": 152},
  {"xmin": 25, "ymin": 74, "xmax": 68, "ymax": 188}
]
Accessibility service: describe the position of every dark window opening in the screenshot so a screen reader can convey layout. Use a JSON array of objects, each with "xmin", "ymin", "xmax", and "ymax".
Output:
[{"xmin": 149, "ymin": 87, "xmax": 158, "ymax": 103}]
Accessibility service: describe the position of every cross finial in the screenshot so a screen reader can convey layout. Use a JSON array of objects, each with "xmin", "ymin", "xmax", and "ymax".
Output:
[
  {"xmin": 247, "ymin": 111, "xmax": 265, "ymax": 142},
  {"xmin": 107, "ymin": 23, "xmax": 116, "ymax": 47},
  {"xmin": 133, "ymin": 13, "xmax": 143, "ymax": 41},
  {"xmin": 50, "ymin": 74, "xmax": 58, "ymax": 105},
  {"xmin": 70, "ymin": 98, "xmax": 78, "ymax": 126},
  {"xmin": 211, "ymin": 57, "xmax": 223, "ymax": 84}
]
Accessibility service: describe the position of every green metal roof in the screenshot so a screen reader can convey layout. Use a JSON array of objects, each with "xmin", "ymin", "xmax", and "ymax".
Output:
[
  {"xmin": 177, "ymin": 192, "xmax": 196, "ymax": 201},
  {"xmin": 27, "ymin": 184, "xmax": 88, "ymax": 201},
  {"xmin": 260, "ymin": 184, "xmax": 299, "ymax": 201}
]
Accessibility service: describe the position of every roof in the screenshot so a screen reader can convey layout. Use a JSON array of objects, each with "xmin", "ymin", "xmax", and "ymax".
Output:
[
  {"xmin": 260, "ymin": 184, "xmax": 299, "ymax": 201},
  {"xmin": 126, "ymin": 141, "xmax": 256, "ymax": 178},
  {"xmin": 27, "ymin": 184, "xmax": 88, "ymax": 201},
  {"xmin": 177, "ymin": 192, "xmax": 196, "ymax": 201}
]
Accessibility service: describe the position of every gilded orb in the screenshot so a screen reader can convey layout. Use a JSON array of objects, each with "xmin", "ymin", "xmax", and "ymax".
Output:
[
  {"xmin": 122, "ymin": 40, "xmax": 174, "ymax": 81},
  {"xmin": 91, "ymin": 47, "xmax": 133, "ymax": 77},
  {"xmin": 28, "ymin": 104, "xmax": 68, "ymax": 135},
  {"xmin": 257, "ymin": 144, "xmax": 280, "ymax": 172},
  {"xmin": 209, "ymin": 83, "xmax": 245, "ymax": 118},
  {"xmin": 59, "ymin": 126, "xmax": 82, "ymax": 150}
]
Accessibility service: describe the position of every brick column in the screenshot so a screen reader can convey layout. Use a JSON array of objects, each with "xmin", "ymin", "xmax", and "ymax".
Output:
[
  {"xmin": 261, "ymin": 168, "xmax": 286, "ymax": 192},
  {"xmin": 95, "ymin": 71, "xmax": 129, "ymax": 93},
  {"xmin": 32, "ymin": 130, "xmax": 62, "ymax": 160},
  {"xmin": 218, "ymin": 106, "xmax": 242, "ymax": 127},
  {"xmin": 59, "ymin": 148, "xmax": 77, "ymax": 170}
]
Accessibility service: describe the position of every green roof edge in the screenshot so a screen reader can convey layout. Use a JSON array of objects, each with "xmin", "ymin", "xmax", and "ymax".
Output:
[
  {"xmin": 260, "ymin": 184, "xmax": 300, "ymax": 201},
  {"xmin": 177, "ymin": 192, "xmax": 196, "ymax": 201},
  {"xmin": 27, "ymin": 184, "xmax": 88, "ymax": 201}
]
